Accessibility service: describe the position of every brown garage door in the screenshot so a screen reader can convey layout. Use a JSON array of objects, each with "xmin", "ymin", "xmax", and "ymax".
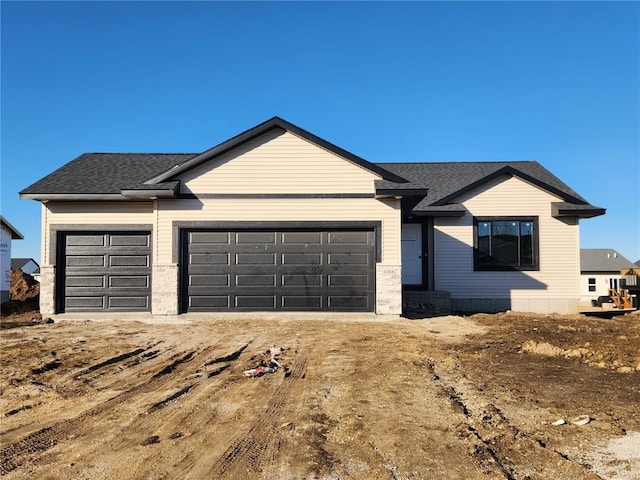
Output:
[
  {"xmin": 58, "ymin": 232, "xmax": 151, "ymax": 312},
  {"xmin": 182, "ymin": 229, "xmax": 375, "ymax": 312}
]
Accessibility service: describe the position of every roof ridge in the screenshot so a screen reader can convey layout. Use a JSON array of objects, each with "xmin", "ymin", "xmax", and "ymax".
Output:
[
  {"xmin": 377, "ymin": 160, "xmax": 537, "ymax": 165},
  {"xmin": 84, "ymin": 152, "xmax": 198, "ymax": 155}
]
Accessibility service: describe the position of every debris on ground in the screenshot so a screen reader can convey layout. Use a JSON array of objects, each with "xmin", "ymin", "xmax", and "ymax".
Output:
[{"xmin": 244, "ymin": 346, "xmax": 286, "ymax": 377}]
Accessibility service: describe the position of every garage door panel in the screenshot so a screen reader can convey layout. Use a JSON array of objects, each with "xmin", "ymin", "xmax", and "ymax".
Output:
[
  {"xmin": 235, "ymin": 295, "xmax": 277, "ymax": 309},
  {"xmin": 190, "ymin": 296, "xmax": 230, "ymax": 308},
  {"xmin": 236, "ymin": 253, "xmax": 277, "ymax": 265},
  {"xmin": 109, "ymin": 234, "xmax": 149, "ymax": 247},
  {"xmin": 110, "ymin": 255, "xmax": 149, "ymax": 267},
  {"xmin": 108, "ymin": 296, "xmax": 149, "ymax": 309},
  {"xmin": 281, "ymin": 232, "xmax": 322, "ymax": 244},
  {"xmin": 328, "ymin": 231, "xmax": 371, "ymax": 244},
  {"xmin": 328, "ymin": 275, "xmax": 369, "ymax": 287},
  {"xmin": 282, "ymin": 296, "xmax": 323, "ymax": 308},
  {"xmin": 328, "ymin": 253, "xmax": 370, "ymax": 265},
  {"xmin": 183, "ymin": 228, "xmax": 374, "ymax": 312},
  {"xmin": 66, "ymin": 235, "xmax": 106, "ymax": 247},
  {"xmin": 189, "ymin": 253, "xmax": 229, "ymax": 265},
  {"xmin": 109, "ymin": 275, "xmax": 149, "ymax": 288},
  {"xmin": 60, "ymin": 232, "xmax": 151, "ymax": 312},
  {"xmin": 66, "ymin": 276, "xmax": 105, "ymax": 288},
  {"xmin": 189, "ymin": 274, "xmax": 230, "ymax": 286},
  {"xmin": 65, "ymin": 296, "xmax": 105, "ymax": 309},
  {"xmin": 328, "ymin": 296, "xmax": 370, "ymax": 309},
  {"xmin": 282, "ymin": 253, "xmax": 322, "ymax": 265},
  {"xmin": 236, "ymin": 274, "xmax": 276, "ymax": 286},
  {"xmin": 282, "ymin": 274, "xmax": 322, "ymax": 287},
  {"xmin": 66, "ymin": 255, "xmax": 106, "ymax": 267},
  {"xmin": 236, "ymin": 232, "xmax": 276, "ymax": 244},
  {"xmin": 190, "ymin": 231, "xmax": 230, "ymax": 244}
]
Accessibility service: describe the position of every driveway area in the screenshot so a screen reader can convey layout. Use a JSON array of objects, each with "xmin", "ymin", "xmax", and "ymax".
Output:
[{"xmin": 1, "ymin": 311, "xmax": 639, "ymax": 479}]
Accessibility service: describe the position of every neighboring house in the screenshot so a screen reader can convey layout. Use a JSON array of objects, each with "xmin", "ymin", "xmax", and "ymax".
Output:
[
  {"xmin": 11, "ymin": 258, "xmax": 41, "ymax": 282},
  {"xmin": 1, "ymin": 216, "xmax": 24, "ymax": 303},
  {"xmin": 579, "ymin": 249, "xmax": 636, "ymax": 304},
  {"xmin": 20, "ymin": 117, "xmax": 605, "ymax": 316}
]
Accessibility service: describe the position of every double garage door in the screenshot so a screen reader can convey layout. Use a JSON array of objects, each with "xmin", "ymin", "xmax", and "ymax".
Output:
[
  {"xmin": 58, "ymin": 228, "xmax": 376, "ymax": 313},
  {"xmin": 183, "ymin": 228, "xmax": 375, "ymax": 312}
]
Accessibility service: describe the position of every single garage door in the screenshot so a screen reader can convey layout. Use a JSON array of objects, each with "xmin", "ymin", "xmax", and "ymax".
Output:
[
  {"xmin": 58, "ymin": 232, "xmax": 151, "ymax": 312},
  {"xmin": 182, "ymin": 229, "xmax": 375, "ymax": 312}
]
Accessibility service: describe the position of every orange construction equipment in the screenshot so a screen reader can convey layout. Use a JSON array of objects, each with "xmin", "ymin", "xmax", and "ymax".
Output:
[{"xmin": 608, "ymin": 288, "xmax": 634, "ymax": 309}]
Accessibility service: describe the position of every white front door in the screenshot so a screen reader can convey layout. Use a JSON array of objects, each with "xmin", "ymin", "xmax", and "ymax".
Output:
[{"xmin": 401, "ymin": 223, "xmax": 422, "ymax": 285}]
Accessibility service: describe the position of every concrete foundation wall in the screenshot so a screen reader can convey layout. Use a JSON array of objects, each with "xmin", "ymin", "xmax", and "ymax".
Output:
[{"xmin": 451, "ymin": 297, "xmax": 579, "ymax": 315}]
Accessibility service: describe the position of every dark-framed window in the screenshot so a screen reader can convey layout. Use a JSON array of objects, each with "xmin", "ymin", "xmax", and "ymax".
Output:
[
  {"xmin": 588, "ymin": 278, "xmax": 596, "ymax": 292},
  {"xmin": 474, "ymin": 217, "xmax": 539, "ymax": 271}
]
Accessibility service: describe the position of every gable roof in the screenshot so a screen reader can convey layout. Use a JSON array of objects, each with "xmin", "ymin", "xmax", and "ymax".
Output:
[
  {"xmin": 145, "ymin": 116, "xmax": 407, "ymax": 185},
  {"xmin": 20, "ymin": 117, "xmax": 406, "ymax": 201},
  {"xmin": 0, "ymin": 216, "xmax": 24, "ymax": 239},
  {"xmin": 580, "ymin": 249, "xmax": 636, "ymax": 272},
  {"xmin": 18, "ymin": 117, "xmax": 604, "ymax": 219},
  {"xmin": 11, "ymin": 258, "xmax": 40, "ymax": 272},
  {"xmin": 377, "ymin": 162, "xmax": 604, "ymax": 218}
]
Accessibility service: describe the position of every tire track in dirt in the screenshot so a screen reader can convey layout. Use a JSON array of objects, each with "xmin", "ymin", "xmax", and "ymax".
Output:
[
  {"xmin": 210, "ymin": 351, "xmax": 308, "ymax": 478},
  {"xmin": 426, "ymin": 355, "xmax": 604, "ymax": 480},
  {"xmin": 0, "ymin": 341, "xmax": 252, "ymax": 476}
]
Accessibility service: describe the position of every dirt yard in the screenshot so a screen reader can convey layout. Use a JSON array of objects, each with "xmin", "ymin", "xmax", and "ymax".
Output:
[{"xmin": 1, "ymin": 306, "xmax": 639, "ymax": 480}]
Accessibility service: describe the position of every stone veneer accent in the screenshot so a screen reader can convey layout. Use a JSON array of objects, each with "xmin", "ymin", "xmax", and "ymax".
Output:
[
  {"xmin": 39, "ymin": 265, "xmax": 56, "ymax": 315},
  {"xmin": 375, "ymin": 264, "xmax": 402, "ymax": 315},
  {"xmin": 152, "ymin": 264, "xmax": 179, "ymax": 315}
]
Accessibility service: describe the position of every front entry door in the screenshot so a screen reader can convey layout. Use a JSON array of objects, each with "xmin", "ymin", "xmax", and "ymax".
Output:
[{"xmin": 401, "ymin": 224, "xmax": 422, "ymax": 285}]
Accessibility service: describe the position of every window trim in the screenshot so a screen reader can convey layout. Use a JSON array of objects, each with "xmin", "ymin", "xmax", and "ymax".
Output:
[
  {"xmin": 473, "ymin": 216, "xmax": 540, "ymax": 271},
  {"xmin": 588, "ymin": 277, "xmax": 596, "ymax": 292}
]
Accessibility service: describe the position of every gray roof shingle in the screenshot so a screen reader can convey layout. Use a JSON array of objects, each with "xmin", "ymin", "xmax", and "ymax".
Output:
[
  {"xmin": 18, "ymin": 118, "xmax": 601, "ymax": 217},
  {"xmin": 580, "ymin": 249, "xmax": 636, "ymax": 272},
  {"xmin": 20, "ymin": 153, "xmax": 196, "ymax": 195},
  {"xmin": 377, "ymin": 161, "xmax": 589, "ymax": 206}
]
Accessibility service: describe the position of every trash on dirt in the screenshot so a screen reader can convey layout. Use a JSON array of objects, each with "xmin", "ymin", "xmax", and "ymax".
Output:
[
  {"xmin": 141, "ymin": 435, "xmax": 160, "ymax": 446},
  {"xmin": 243, "ymin": 346, "xmax": 285, "ymax": 378},
  {"xmin": 551, "ymin": 418, "xmax": 567, "ymax": 426},
  {"xmin": 571, "ymin": 415, "xmax": 591, "ymax": 426}
]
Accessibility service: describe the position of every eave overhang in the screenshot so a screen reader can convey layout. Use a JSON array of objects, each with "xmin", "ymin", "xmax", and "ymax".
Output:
[
  {"xmin": 121, "ymin": 181, "xmax": 180, "ymax": 199},
  {"xmin": 411, "ymin": 203, "xmax": 466, "ymax": 217},
  {"xmin": 551, "ymin": 202, "xmax": 606, "ymax": 219},
  {"xmin": 375, "ymin": 188, "xmax": 428, "ymax": 198},
  {"xmin": 19, "ymin": 193, "xmax": 129, "ymax": 201}
]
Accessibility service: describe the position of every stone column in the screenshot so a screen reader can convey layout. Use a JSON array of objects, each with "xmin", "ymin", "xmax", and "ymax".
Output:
[
  {"xmin": 39, "ymin": 265, "xmax": 56, "ymax": 315},
  {"xmin": 375, "ymin": 264, "xmax": 402, "ymax": 315},
  {"xmin": 152, "ymin": 264, "xmax": 179, "ymax": 315}
]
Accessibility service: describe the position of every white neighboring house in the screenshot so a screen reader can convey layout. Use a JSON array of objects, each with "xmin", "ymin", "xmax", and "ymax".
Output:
[
  {"xmin": 579, "ymin": 248, "xmax": 636, "ymax": 304},
  {"xmin": 11, "ymin": 258, "xmax": 41, "ymax": 282},
  {"xmin": 1, "ymin": 216, "xmax": 24, "ymax": 303}
]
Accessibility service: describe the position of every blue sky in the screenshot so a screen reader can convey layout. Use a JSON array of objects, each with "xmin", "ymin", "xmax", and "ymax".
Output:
[{"xmin": 2, "ymin": 1, "xmax": 639, "ymax": 263}]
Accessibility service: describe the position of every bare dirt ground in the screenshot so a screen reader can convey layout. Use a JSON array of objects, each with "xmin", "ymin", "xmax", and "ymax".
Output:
[{"xmin": 1, "ymin": 304, "xmax": 639, "ymax": 480}]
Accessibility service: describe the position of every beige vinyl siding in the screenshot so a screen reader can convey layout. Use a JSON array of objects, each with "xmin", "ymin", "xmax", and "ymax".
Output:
[
  {"xmin": 180, "ymin": 130, "xmax": 379, "ymax": 194},
  {"xmin": 434, "ymin": 175, "xmax": 580, "ymax": 305},
  {"xmin": 43, "ymin": 202, "xmax": 154, "ymax": 264},
  {"xmin": 156, "ymin": 197, "xmax": 401, "ymax": 264}
]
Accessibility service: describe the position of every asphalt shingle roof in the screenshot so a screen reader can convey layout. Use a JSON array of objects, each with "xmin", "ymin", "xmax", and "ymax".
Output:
[
  {"xmin": 377, "ymin": 161, "xmax": 589, "ymax": 206},
  {"xmin": 20, "ymin": 153, "xmax": 197, "ymax": 195},
  {"xmin": 580, "ymin": 249, "xmax": 636, "ymax": 272}
]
